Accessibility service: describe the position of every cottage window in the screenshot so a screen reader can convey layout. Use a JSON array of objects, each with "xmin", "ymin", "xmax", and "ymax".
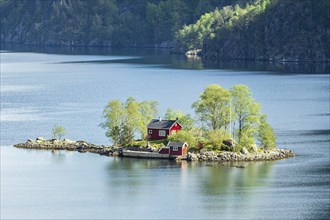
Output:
[
  {"xmin": 173, "ymin": 147, "xmax": 178, "ymax": 151},
  {"xmin": 148, "ymin": 130, "xmax": 152, "ymax": 134},
  {"xmin": 159, "ymin": 130, "xmax": 166, "ymax": 137}
]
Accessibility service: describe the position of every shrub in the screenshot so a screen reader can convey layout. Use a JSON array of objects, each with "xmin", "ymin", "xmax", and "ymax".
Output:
[{"xmin": 51, "ymin": 125, "xmax": 66, "ymax": 140}]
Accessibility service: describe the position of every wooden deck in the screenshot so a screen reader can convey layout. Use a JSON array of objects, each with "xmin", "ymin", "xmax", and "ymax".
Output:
[{"xmin": 121, "ymin": 150, "xmax": 170, "ymax": 159}]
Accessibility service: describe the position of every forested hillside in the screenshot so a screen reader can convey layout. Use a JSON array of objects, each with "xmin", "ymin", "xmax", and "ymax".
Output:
[
  {"xmin": 175, "ymin": 0, "xmax": 330, "ymax": 62},
  {"xmin": 1, "ymin": 0, "xmax": 329, "ymax": 61},
  {"xmin": 0, "ymin": 0, "xmax": 247, "ymax": 47}
]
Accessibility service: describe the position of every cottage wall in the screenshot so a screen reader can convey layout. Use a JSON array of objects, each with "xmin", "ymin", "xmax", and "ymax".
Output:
[
  {"xmin": 169, "ymin": 144, "xmax": 187, "ymax": 156},
  {"xmin": 169, "ymin": 123, "xmax": 182, "ymax": 135},
  {"xmin": 170, "ymin": 146, "xmax": 183, "ymax": 156},
  {"xmin": 182, "ymin": 145, "xmax": 187, "ymax": 156},
  {"xmin": 147, "ymin": 129, "xmax": 170, "ymax": 140},
  {"xmin": 159, "ymin": 148, "xmax": 169, "ymax": 154}
]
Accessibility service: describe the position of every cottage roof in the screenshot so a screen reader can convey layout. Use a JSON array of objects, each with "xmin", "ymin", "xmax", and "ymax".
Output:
[
  {"xmin": 167, "ymin": 142, "xmax": 187, "ymax": 148},
  {"xmin": 147, "ymin": 119, "xmax": 178, "ymax": 129}
]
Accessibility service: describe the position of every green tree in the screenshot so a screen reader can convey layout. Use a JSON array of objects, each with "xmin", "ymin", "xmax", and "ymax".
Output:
[
  {"xmin": 192, "ymin": 84, "xmax": 231, "ymax": 130},
  {"xmin": 51, "ymin": 125, "xmax": 66, "ymax": 140},
  {"xmin": 124, "ymin": 96, "xmax": 140, "ymax": 133},
  {"xmin": 101, "ymin": 97, "xmax": 159, "ymax": 145},
  {"xmin": 204, "ymin": 129, "xmax": 230, "ymax": 151},
  {"xmin": 138, "ymin": 100, "xmax": 159, "ymax": 139},
  {"xmin": 119, "ymin": 123, "xmax": 135, "ymax": 146},
  {"xmin": 258, "ymin": 114, "xmax": 276, "ymax": 150},
  {"xmin": 165, "ymin": 108, "xmax": 195, "ymax": 130},
  {"xmin": 231, "ymin": 85, "xmax": 260, "ymax": 145},
  {"xmin": 167, "ymin": 129, "xmax": 197, "ymax": 150},
  {"xmin": 101, "ymin": 100, "xmax": 125, "ymax": 145}
]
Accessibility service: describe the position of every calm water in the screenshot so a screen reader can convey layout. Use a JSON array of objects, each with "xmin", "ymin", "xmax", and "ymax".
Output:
[{"xmin": 1, "ymin": 48, "xmax": 329, "ymax": 219}]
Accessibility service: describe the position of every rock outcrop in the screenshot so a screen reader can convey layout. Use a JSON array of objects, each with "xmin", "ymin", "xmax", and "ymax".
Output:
[
  {"xmin": 13, "ymin": 137, "xmax": 118, "ymax": 156},
  {"xmin": 186, "ymin": 149, "xmax": 295, "ymax": 162}
]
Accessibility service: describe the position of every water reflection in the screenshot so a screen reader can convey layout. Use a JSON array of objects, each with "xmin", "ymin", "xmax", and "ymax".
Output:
[
  {"xmin": 50, "ymin": 150, "xmax": 67, "ymax": 164},
  {"xmin": 107, "ymin": 157, "xmax": 183, "ymax": 171},
  {"xmin": 194, "ymin": 161, "xmax": 275, "ymax": 218},
  {"xmin": 198, "ymin": 161, "xmax": 274, "ymax": 195},
  {"xmin": 203, "ymin": 59, "xmax": 330, "ymax": 73},
  {"xmin": 2, "ymin": 43, "xmax": 329, "ymax": 73}
]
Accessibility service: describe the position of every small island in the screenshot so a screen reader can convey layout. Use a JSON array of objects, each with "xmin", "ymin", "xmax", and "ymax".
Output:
[
  {"xmin": 14, "ymin": 84, "xmax": 294, "ymax": 163},
  {"xmin": 14, "ymin": 137, "xmax": 294, "ymax": 162}
]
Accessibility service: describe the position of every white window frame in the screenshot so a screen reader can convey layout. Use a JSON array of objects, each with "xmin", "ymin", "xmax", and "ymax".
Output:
[
  {"xmin": 173, "ymin": 147, "xmax": 178, "ymax": 151},
  {"xmin": 159, "ymin": 130, "xmax": 166, "ymax": 137},
  {"xmin": 148, "ymin": 129, "xmax": 152, "ymax": 134}
]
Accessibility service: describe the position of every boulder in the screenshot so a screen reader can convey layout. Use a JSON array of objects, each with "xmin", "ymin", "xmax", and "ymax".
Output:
[
  {"xmin": 36, "ymin": 137, "xmax": 45, "ymax": 141},
  {"xmin": 240, "ymin": 147, "xmax": 249, "ymax": 155},
  {"xmin": 251, "ymin": 144, "xmax": 258, "ymax": 153},
  {"xmin": 187, "ymin": 152, "xmax": 198, "ymax": 161},
  {"xmin": 63, "ymin": 139, "xmax": 75, "ymax": 144},
  {"xmin": 222, "ymin": 139, "xmax": 237, "ymax": 147}
]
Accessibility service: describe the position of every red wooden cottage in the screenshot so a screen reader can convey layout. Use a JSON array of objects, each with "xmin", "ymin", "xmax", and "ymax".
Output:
[
  {"xmin": 159, "ymin": 142, "xmax": 188, "ymax": 157},
  {"xmin": 147, "ymin": 118, "xmax": 182, "ymax": 140}
]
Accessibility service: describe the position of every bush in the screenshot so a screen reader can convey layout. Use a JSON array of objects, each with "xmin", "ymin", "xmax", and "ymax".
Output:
[
  {"xmin": 51, "ymin": 125, "xmax": 66, "ymax": 140},
  {"xmin": 204, "ymin": 129, "xmax": 230, "ymax": 151},
  {"xmin": 220, "ymin": 144, "xmax": 233, "ymax": 151},
  {"xmin": 129, "ymin": 140, "xmax": 148, "ymax": 147},
  {"xmin": 168, "ymin": 130, "xmax": 198, "ymax": 149}
]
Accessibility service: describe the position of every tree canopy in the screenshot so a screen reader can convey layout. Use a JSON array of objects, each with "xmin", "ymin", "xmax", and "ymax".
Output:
[
  {"xmin": 101, "ymin": 97, "xmax": 158, "ymax": 146},
  {"xmin": 101, "ymin": 84, "xmax": 277, "ymax": 153},
  {"xmin": 51, "ymin": 125, "xmax": 66, "ymax": 140},
  {"xmin": 192, "ymin": 84, "xmax": 231, "ymax": 130}
]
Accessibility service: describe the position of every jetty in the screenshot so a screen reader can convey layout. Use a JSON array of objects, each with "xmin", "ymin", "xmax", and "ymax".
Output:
[{"xmin": 122, "ymin": 150, "xmax": 171, "ymax": 159}]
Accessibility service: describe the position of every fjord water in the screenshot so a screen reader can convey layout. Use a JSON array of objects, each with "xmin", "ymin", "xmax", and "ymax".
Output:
[{"xmin": 1, "ymin": 48, "xmax": 329, "ymax": 219}]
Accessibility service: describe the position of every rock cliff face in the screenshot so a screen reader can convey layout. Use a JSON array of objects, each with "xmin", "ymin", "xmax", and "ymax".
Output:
[{"xmin": 202, "ymin": 0, "xmax": 330, "ymax": 62}]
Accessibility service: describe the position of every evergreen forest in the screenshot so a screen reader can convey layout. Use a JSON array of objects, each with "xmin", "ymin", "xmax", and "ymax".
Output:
[{"xmin": 1, "ymin": 0, "xmax": 329, "ymax": 61}]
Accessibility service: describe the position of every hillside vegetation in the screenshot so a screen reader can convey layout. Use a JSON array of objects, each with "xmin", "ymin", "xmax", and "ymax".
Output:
[
  {"xmin": 0, "ymin": 0, "xmax": 247, "ymax": 47},
  {"xmin": 1, "ymin": 0, "xmax": 329, "ymax": 61},
  {"xmin": 175, "ymin": 0, "xmax": 330, "ymax": 61}
]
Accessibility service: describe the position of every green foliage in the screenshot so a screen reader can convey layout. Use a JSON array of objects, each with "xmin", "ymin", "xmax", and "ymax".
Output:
[
  {"xmin": 192, "ymin": 84, "xmax": 231, "ymax": 130},
  {"xmin": 190, "ymin": 83, "xmax": 274, "ymax": 152},
  {"xmin": 51, "ymin": 125, "xmax": 66, "ymax": 140},
  {"xmin": 204, "ymin": 129, "xmax": 230, "ymax": 151},
  {"xmin": 1, "ymin": 0, "xmax": 329, "ymax": 61},
  {"xmin": 165, "ymin": 108, "xmax": 195, "ymax": 130},
  {"xmin": 139, "ymin": 100, "xmax": 159, "ymax": 138},
  {"xmin": 101, "ymin": 97, "xmax": 158, "ymax": 146},
  {"xmin": 167, "ymin": 130, "xmax": 198, "ymax": 149},
  {"xmin": 119, "ymin": 123, "xmax": 135, "ymax": 146},
  {"xmin": 129, "ymin": 140, "xmax": 147, "ymax": 148},
  {"xmin": 175, "ymin": 5, "xmax": 240, "ymax": 51},
  {"xmin": 100, "ymin": 84, "xmax": 276, "ymax": 151},
  {"xmin": 231, "ymin": 85, "xmax": 261, "ymax": 145},
  {"xmin": 176, "ymin": 0, "xmax": 329, "ymax": 61},
  {"xmin": 258, "ymin": 114, "xmax": 276, "ymax": 150},
  {"xmin": 0, "ymin": 0, "xmax": 228, "ymax": 47},
  {"xmin": 101, "ymin": 100, "xmax": 125, "ymax": 145},
  {"xmin": 236, "ymin": 128, "xmax": 256, "ymax": 152}
]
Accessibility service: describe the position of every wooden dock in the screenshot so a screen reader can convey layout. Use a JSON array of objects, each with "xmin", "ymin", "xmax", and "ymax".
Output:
[{"xmin": 121, "ymin": 150, "xmax": 170, "ymax": 159}]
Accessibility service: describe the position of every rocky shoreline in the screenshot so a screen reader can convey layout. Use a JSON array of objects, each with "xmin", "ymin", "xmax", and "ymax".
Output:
[
  {"xmin": 13, "ymin": 137, "xmax": 117, "ymax": 156},
  {"xmin": 13, "ymin": 137, "xmax": 295, "ymax": 162},
  {"xmin": 186, "ymin": 149, "xmax": 294, "ymax": 162}
]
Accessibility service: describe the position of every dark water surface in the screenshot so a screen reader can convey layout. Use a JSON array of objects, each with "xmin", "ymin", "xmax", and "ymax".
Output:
[{"xmin": 1, "ymin": 47, "xmax": 329, "ymax": 219}]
